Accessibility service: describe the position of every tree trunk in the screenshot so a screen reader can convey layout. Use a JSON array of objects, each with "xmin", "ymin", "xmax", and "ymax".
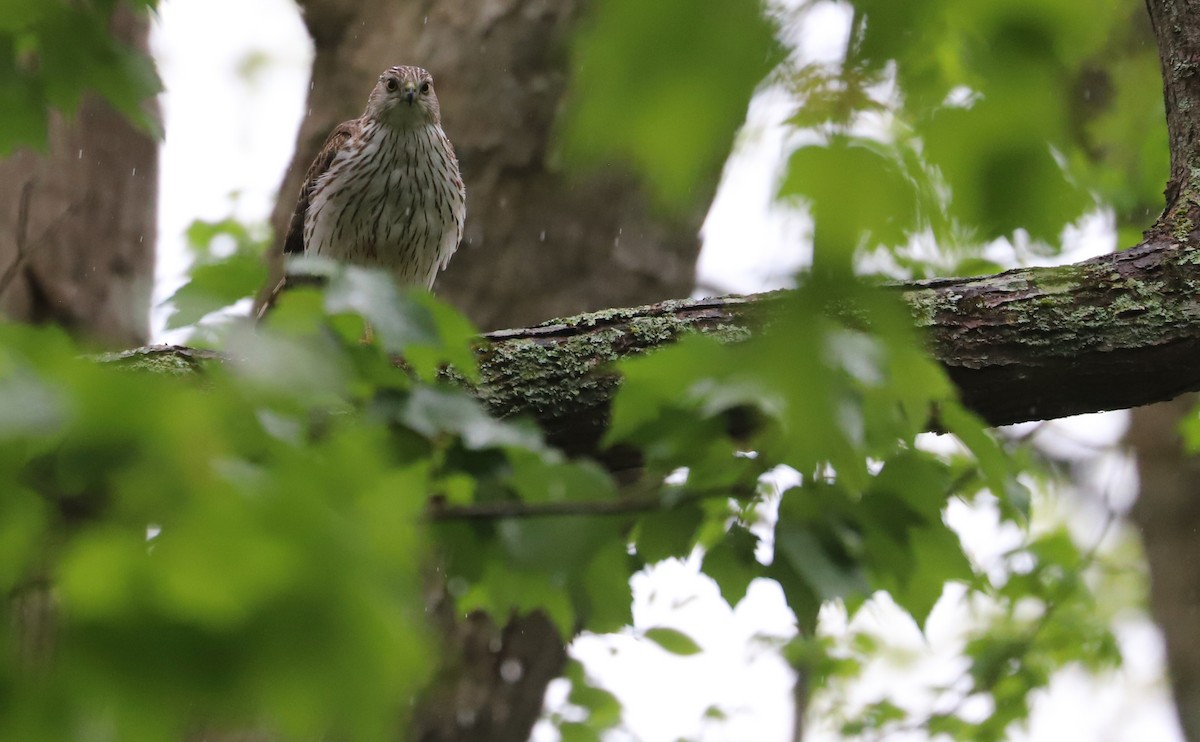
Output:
[
  {"xmin": 0, "ymin": 5, "xmax": 157, "ymax": 349},
  {"xmin": 269, "ymin": 0, "xmax": 709, "ymax": 331},
  {"xmin": 0, "ymin": 5, "xmax": 158, "ymax": 729},
  {"xmin": 1132, "ymin": 4, "xmax": 1200, "ymax": 739},
  {"xmin": 1128, "ymin": 399, "xmax": 1200, "ymax": 742},
  {"xmin": 263, "ymin": 1, "xmax": 724, "ymax": 737}
]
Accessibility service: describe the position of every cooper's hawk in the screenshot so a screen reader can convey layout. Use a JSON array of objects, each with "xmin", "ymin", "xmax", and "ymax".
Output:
[{"xmin": 275, "ymin": 65, "xmax": 466, "ymax": 300}]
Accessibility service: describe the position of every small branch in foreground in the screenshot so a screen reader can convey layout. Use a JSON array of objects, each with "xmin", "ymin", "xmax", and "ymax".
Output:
[
  {"xmin": 1, "ymin": 182, "xmax": 97, "ymax": 304},
  {"xmin": 0, "ymin": 180, "xmax": 36, "ymax": 301},
  {"xmin": 425, "ymin": 484, "xmax": 757, "ymax": 521}
]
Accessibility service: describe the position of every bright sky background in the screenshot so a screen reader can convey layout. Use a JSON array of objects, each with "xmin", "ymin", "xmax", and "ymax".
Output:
[{"xmin": 149, "ymin": 2, "xmax": 1183, "ymax": 740}]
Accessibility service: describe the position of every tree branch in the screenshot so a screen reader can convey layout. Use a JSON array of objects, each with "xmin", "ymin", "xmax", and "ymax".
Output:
[
  {"xmin": 113, "ymin": 234, "xmax": 1200, "ymax": 459},
  {"xmin": 472, "ymin": 236, "xmax": 1200, "ymax": 457},
  {"xmin": 0, "ymin": 180, "xmax": 36, "ymax": 301},
  {"xmin": 424, "ymin": 484, "xmax": 757, "ymax": 521}
]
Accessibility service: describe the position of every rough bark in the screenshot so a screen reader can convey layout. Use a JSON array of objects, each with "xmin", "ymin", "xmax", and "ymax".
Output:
[
  {"xmin": 269, "ymin": 0, "xmax": 708, "ymax": 332},
  {"xmin": 412, "ymin": 610, "xmax": 566, "ymax": 742},
  {"xmin": 0, "ymin": 5, "xmax": 157, "ymax": 349},
  {"xmin": 1145, "ymin": 0, "xmax": 1200, "ymax": 235},
  {"xmin": 112, "ymin": 228, "xmax": 1200, "ymax": 458},
  {"xmin": 474, "ymin": 237, "xmax": 1200, "ymax": 457}
]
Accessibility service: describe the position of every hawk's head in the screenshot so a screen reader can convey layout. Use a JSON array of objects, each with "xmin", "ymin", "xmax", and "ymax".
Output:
[{"xmin": 367, "ymin": 65, "xmax": 441, "ymax": 127}]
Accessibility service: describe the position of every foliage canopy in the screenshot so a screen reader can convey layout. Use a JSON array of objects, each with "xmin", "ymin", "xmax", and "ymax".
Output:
[
  {"xmin": 0, "ymin": 0, "xmax": 1166, "ymax": 740},
  {"xmin": 0, "ymin": 0, "xmax": 160, "ymax": 154}
]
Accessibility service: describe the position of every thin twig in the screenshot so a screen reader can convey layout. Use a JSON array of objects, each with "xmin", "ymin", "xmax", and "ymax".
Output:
[
  {"xmin": 864, "ymin": 476, "xmax": 1125, "ymax": 741},
  {"xmin": 425, "ymin": 483, "xmax": 758, "ymax": 521},
  {"xmin": 0, "ymin": 180, "xmax": 36, "ymax": 301}
]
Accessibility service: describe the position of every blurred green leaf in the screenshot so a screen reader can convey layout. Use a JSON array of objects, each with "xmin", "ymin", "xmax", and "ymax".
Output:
[
  {"xmin": 0, "ymin": 487, "xmax": 47, "ymax": 591},
  {"xmin": 562, "ymin": 660, "xmax": 623, "ymax": 737},
  {"xmin": 1082, "ymin": 38, "xmax": 1169, "ymax": 230},
  {"xmin": 923, "ymin": 92, "xmax": 1091, "ymax": 242},
  {"xmin": 458, "ymin": 561, "xmax": 576, "ymax": 638},
  {"xmin": 0, "ymin": 2, "xmax": 162, "ymax": 154},
  {"xmin": 498, "ymin": 514, "xmax": 620, "ymax": 574},
  {"xmin": 939, "ymin": 402, "xmax": 1029, "ymax": 522},
  {"xmin": 775, "ymin": 501, "xmax": 871, "ymax": 607},
  {"xmin": 405, "ymin": 290, "xmax": 481, "ymax": 383},
  {"xmin": 559, "ymin": 723, "xmax": 603, "ymax": 742},
  {"xmin": 576, "ymin": 542, "xmax": 635, "ymax": 634},
  {"xmin": 561, "ymin": 0, "xmax": 781, "ymax": 209},
  {"xmin": 635, "ymin": 504, "xmax": 702, "ymax": 564},
  {"xmin": 165, "ymin": 217, "xmax": 271, "ymax": 330},
  {"xmin": 642, "ymin": 626, "xmax": 702, "ymax": 656},
  {"xmin": 164, "ymin": 253, "xmax": 265, "ymax": 329},
  {"xmin": 700, "ymin": 525, "xmax": 760, "ymax": 608},
  {"xmin": 780, "ymin": 137, "xmax": 920, "ymax": 272},
  {"xmin": 0, "ymin": 0, "xmax": 55, "ymax": 31},
  {"xmin": 323, "ymin": 266, "xmax": 439, "ymax": 352},
  {"xmin": 402, "ymin": 385, "xmax": 544, "ymax": 451}
]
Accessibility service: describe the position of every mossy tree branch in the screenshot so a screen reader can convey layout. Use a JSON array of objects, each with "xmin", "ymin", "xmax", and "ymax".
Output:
[{"xmin": 111, "ymin": 233, "xmax": 1200, "ymax": 457}]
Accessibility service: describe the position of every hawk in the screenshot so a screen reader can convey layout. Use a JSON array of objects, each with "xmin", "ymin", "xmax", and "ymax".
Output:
[{"xmin": 276, "ymin": 65, "xmax": 466, "ymax": 301}]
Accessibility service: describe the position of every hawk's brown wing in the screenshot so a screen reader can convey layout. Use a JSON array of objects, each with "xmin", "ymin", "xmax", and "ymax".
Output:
[
  {"xmin": 282, "ymin": 120, "xmax": 359, "ymax": 255},
  {"xmin": 258, "ymin": 120, "xmax": 359, "ymax": 321}
]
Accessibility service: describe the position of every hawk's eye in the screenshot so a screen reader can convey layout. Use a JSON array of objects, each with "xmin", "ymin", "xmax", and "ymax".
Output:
[
  {"xmin": 385, "ymin": 78, "xmax": 399, "ymax": 92},
  {"xmin": 420, "ymin": 81, "xmax": 431, "ymax": 94}
]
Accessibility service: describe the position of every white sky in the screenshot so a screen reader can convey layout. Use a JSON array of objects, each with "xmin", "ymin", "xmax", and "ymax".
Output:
[{"xmin": 149, "ymin": 2, "xmax": 1182, "ymax": 741}]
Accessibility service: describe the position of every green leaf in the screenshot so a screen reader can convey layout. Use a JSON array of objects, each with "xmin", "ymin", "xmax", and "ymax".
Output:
[
  {"xmin": 576, "ymin": 542, "xmax": 634, "ymax": 634},
  {"xmin": 774, "ymin": 481, "xmax": 874, "ymax": 608},
  {"xmin": 775, "ymin": 518, "xmax": 870, "ymax": 606},
  {"xmin": 404, "ymin": 290, "xmax": 481, "ymax": 383},
  {"xmin": 923, "ymin": 94, "xmax": 1090, "ymax": 241},
  {"xmin": 165, "ymin": 217, "xmax": 271, "ymax": 330},
  {"xmin": 885, "ymin": 519, "xmax": 972, "ymax": 628},
  {"xmin": 507, "ymin": 448, "xmax": 614, "ymax": 501},
  {"xmin": 0, "ymin": 51, "xmax": 47, "ymax": 152},
  {"xmin": 768, "ymin": 556, "xmax": 822, "ymax": 635},
  {"xmin": 939, "ymin": 402, "xmax": 1028, "ymax": 521},
  {"xmin": 323, "ymin": 265, "xmax": 440, "ymax": 353},
  {"xmin": 871, "ymin": 451, "xmax": 951, "ymax": 518},
  {"xmin": 559, "ymin": 722, "xmax": 603, "ymax": 742},
  {"xmin": 560, "ymin": 0, "xmax": 781, "ymax": 209},
  {"xmin": 780, "ymin": 137, "xmax": 920, "ymax": 273},
  {"xmin": 606, "ymin": 334, "xmax": 732, "ymax": 445},
  {"xmin": 700, "ymin": 525, "xmax": 760, "ymax": 607},
  {"xmin": 0, "ymin": 0, "xmax": 54, "ymax": 31},
  {"xmin": 635, "ymin": 504, "xmax": 702, "ymax": 564},
  {"xmin": 1181, "ymin": 405, "xmax": 1200, "ymax": 455},
  {"xmin": 39, "ymin": 8, "xmax": 161, "ymax": 130},
  {"xmin": 1083, "ymin": 47, "xmax": 1169, "ymax": 228},
  {"xmin": 497, "ymin": 515, "xmax": 621, "ymax": 575},
  {"xmin": 0, "ymin": 486, "xmax": 48, "ymax": 591},
  {"xmin": 0, "ymin": 4, "xmax": 163, "ymax": 153},
  {"xmin": 565, "ymin": 660, "xmax": 623, "ymax": 730},
  {"xmin": 401, "ymin": 385, "xmax": 544, "ymax": 451},
  {"xmin": 606, "ymin": 332, "xmax": 777, "ymax": 485},
  {"xmin": 185, "ymin": 217, "xmax": 265, "ymax": 259},
  {"xmin": 642, "ymin": 626, "xmax": 702, "ymax": 656},
  {"xmin": 164, "ymin": 253, "xmax": 266, "ymax": 329},
  {"xmin": 458, "ymin": 561, "xmax": 576, "ymax": 639}
]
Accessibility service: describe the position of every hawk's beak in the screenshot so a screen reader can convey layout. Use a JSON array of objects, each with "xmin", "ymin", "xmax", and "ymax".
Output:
[{"xmin": 402, "ymin": 84, "xmax": 417, "ymax": 104}]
